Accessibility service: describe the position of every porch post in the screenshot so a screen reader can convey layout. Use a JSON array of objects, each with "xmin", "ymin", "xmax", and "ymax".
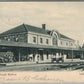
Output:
[
  {"xmin": 32, "ymin": 51, "xmax": 34, "ymax": 62},
  {"xmin": 51, "ymin": 51, "xmax": 53, "ymax": 59},
  {"xmin": 63, "ymin": 50, "xmax": 64, "ymax": 56},
  {"xmin": 62, "ymin": 50, "xmax": 64, "ymax": 61},
  {"xmin": 43, "ymin": 50, "xmax": 44, "ymax": 61},
  {"xmin": 19, "ymin": 48, "xmax": 21, "ymax": 62},
  {"xmin": 72, "ymin": 48, "xmax": 73, "ymax": 61},
  {"xmin": 82, "ymin": 51, "xmax": 83, "ymax": 59}
]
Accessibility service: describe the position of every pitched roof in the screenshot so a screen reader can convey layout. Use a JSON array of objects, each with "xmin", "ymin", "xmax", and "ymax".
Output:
[
  {"xmin": 60, "ymin": 34, "xmax": 74, "ymax": 40},
  {"xmin": 0, "ymin": 24, "xmax": 49, "ymax": 35},
  {"xmin": 24, "ymin": 24, "xmax": 49, "ymax": 35},
  {"xmin": 0, "ymin": 24, "xmax": 74, "ymax": 40}
]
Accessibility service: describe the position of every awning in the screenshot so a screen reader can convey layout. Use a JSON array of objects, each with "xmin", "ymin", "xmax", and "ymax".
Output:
[{"xmin": 0, "ymin": 40, "xmax": 81, "ymax": 51}]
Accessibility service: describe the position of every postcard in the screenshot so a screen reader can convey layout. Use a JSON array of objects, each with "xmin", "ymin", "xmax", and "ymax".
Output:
[{"xmin": 0, "ymin": 2, "xmax": 84, "ymax": 83}]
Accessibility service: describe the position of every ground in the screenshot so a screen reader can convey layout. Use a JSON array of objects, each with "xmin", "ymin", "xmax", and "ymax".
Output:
[{"xmin": 0, "ymin": 62, "xmax": 84, "ymax": 71}]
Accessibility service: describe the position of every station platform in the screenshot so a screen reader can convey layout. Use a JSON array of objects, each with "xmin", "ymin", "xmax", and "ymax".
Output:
[
  {"xmin": 0, "ymin": 59, "xmax": 84, "ymax": 66},
  {"xmin": 0, "ymin": 61, "xmax": 36, "ymax": 66}
]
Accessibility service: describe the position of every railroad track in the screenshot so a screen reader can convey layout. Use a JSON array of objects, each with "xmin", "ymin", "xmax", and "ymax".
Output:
[
  {"xmin": 61, "ymin": 63, "xmax": 84, "ymax": 71},
  {"xmin": 0, "ymin": 62, "xmax": 84, "ymax": 71}
]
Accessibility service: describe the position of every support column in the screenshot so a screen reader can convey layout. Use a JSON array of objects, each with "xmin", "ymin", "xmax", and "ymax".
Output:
[
  {"xmin": 81, "ymin": 51, "xmax": 83, "ymax": 59},
  {"xmin": 51, "ymin": 51, "xmax": 53, "ymax": 58},
  {"xmin": 72, "ymin": 49, "xmax": 73, "ymax": 61},
  {"xmin": 43, "ymin": 50, "xmax": 44, "ymax": 61},
  {"xmin": 55, "ymin": 51, "xmax": 56, "ymax": 57},
  {"xmin": 49, "ymin": 51, "xmax": 51, "ymax": 59},
  {"xmin": 35, "ymin": 50, "xmax": 37, "ymax": 62},
  {"xmin": 62, "ymin": 50, "xmax": 64, "ymax": 61},
  {"xmin": 33, "ymin": 50, "xmax": 35, "ymax": 62},
  {"xmin": 18, "ymin": 48, "xmax": 21, "ymax": 62},
  {"xmin": 32, "ymin": 52, "xmax": 33, "ymax": 62},
  {"xmin": 63, "ymin": 50, "xmax": 64, "ymax": 57},
  {"xmin": 38, "ymin": 50, "xmax": 40, "ymax": 62},
  {"xmin": 60, "ymin": 52, "xmax": 62, "ymax": 58}
]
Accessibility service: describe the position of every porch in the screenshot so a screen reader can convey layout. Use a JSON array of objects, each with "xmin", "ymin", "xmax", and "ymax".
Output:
[{"xmin": 0, "ymin": 40, "xmax": 83, "ymax": 65}]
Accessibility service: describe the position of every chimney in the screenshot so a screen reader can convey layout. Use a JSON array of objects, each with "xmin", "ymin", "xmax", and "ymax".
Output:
[{"xmin": 42, "ymin": 24, "xmax": 46, "ymax": 30}]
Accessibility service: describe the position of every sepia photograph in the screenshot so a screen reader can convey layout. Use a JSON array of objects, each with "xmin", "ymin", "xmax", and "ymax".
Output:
[{"xmin": 0, "ymin": 2, "xmax": 84, "ymax": 83}]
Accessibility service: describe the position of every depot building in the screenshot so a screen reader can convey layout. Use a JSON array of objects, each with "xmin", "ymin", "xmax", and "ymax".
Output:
[{"xmin": 0, "ymin": 24, "xmax": 83, "ymax": 63}]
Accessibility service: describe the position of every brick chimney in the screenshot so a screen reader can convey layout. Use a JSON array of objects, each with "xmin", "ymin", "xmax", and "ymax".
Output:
[{"xmin": 42, "ymin": 24, "xmax": 46, "ymax": 30}]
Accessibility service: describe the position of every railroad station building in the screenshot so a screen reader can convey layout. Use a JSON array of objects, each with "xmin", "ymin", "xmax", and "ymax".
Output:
[{"xmin": 0, "ymin": 24, "xmax": 83, "ymax": 63}]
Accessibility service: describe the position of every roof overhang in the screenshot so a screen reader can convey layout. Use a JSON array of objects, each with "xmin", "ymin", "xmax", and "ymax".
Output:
[{"xmin": 0, "ymin": 40, "xmax": 81, "ymax": 51}]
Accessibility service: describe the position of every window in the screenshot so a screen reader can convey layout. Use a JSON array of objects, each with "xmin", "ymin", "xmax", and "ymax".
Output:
[
  {"xmin": 33, "ymin": 37, "xmax": 36, "ymax": 43},
  {"xmin": 53, "ymin": 37, "xmax": 58, "ymax": 45},
  {"xmin": 71, "ymin": 43, "xmax": 73, "ymax": 46},
  {"xmin": 46, "ymin": 39, "xmax": 49, "ymax": 44},
  {"xmin": 52, "ymin": 32, "xmax": 58, "ymax": 45},
  {"xmin": 40, "ymin": 38, "xmax": 43, "ymax": 43},
  {"xmin": 61, "ymin": 41, "xmax": 62, "ymax": 45},
  {"xmin": 66, "ymin": 42, "xmax": 68, "ymax": 46}
]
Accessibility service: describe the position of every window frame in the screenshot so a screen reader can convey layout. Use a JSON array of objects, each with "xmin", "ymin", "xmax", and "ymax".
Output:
[
  {"xmin": 61, "ymin": 41, "xmax": 62, "ymax": 45},
  {"xmin": 46, "ymin": 39, "xmax": 49, "ymax": 44},
  {"xmin": 66, "ymin": 42, "xmax": 68, "ymax": 46},
  {"xmin": 33, "ymin": 37, "xmax": 36, "ymax": 43},
  {"xmin": 40, "ymin": 38, "xmax": 43, "ymax": 44}
]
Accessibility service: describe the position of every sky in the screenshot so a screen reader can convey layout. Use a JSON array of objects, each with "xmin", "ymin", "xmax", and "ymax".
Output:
[{"xmin": 0, "ymin": 2, "xmax": 84, "ymax": 46}]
